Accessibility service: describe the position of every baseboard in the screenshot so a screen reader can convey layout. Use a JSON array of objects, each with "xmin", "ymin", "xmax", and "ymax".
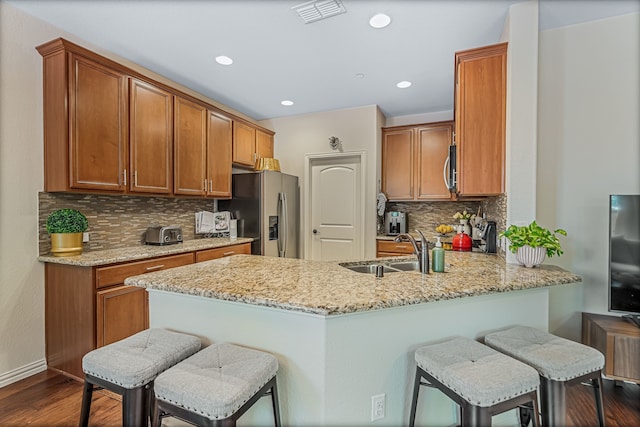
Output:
[{"xmin": 0, "ymin": 359, "xmax": 47, "ymax": 388}]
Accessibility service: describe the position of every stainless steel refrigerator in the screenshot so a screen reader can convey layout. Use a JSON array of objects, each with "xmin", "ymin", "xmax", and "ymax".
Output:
[{"xmin": 219, "ymin": 171, "xmax": 299, "ymax": 258}]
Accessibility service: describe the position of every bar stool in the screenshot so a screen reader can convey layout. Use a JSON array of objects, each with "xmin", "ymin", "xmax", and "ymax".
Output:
[
  {"xmin": 152, "ymin": 342, "xmax": 281, "ymax": 427},
  {"xmin": 409, "ymin": 336, "xmax": 541, "ymax": 427},
  {"xmin": 485, "ymin": 325, "xmax": 606, "ymax": 427},
  {"xmin": 80, "ymin": 328, "xmax": 201, "ymax": 427}
]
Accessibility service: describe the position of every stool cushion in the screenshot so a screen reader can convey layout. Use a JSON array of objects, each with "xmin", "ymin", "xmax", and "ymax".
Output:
[
  {"xmin": 154, "ymin": 342, "xmax": 278, "ymax": 420},
  {"xmin": 484, "ymin": 326, "xmax": 605, "ymax": 381},
  {"xmin": 415, "ymin": 337, "xmax": 539, "ymax": 407},
  {"xmin": 82, "ymin": 328, "xmax": 201, "ymax": 388}
]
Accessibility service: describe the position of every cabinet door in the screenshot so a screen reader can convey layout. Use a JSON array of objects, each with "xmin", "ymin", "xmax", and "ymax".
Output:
[
  {"xmin": 256, "ymin": 129, "xmax": 274, "ymax": 159},
  {"xmin": 96, "ymin": 285, "xmax": 148, "ymax": 347},
  {"xmin": 208, "ymin": 111, "xmax": 233, "ymax": 197},
  {"xmin": 382, "ymin": 129, "xmax": 414, "ymax": 200},
  {"xmin": 195, "ymin": 242, "xmax": 251, "ymax": 262},
  {"xmin": 455, "ymin": 43, "xmax": 507, "ymax": 196},
  {"xmin": 233, "ymin": 121, "xmax": 256, "ymax": 166},
  {"xmin": 174, "ymin": 97, "xmax": 208, "ymax": 196},
  {"xmin": 416, "ymin": 123, "xmax": 453, "ymax": 200},
  {"xmin": 69, "ymin": 53, "xmax": 128, "ymax": 191},
  {"xmin": 129, "ymin": 79, "xmax": 173, "ymax": 194}
]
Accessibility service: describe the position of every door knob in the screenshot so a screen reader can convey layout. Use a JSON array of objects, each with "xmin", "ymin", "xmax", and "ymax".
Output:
[{"xmin": 312, "ymin": 229, "xmax": 318, "ymax": 234}]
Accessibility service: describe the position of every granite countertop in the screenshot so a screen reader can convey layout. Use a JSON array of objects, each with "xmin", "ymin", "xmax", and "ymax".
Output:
[
  {"xmin": 38, "ymin": 237, "xmax": 254, "ymax": 266},
  {"xmin": 124, "ymin": 252, "xmax": 582, "ymax": 316}
]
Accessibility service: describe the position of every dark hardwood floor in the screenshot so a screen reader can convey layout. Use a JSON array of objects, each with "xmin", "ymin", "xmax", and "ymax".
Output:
[{"xmin": 1, "ymin": 370, "xmax": 639, "ymax": 426}]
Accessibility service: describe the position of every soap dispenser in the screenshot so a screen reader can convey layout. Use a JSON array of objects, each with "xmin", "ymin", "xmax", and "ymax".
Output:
[{"xmin": 432, "ymin": 236, "xmax": 445, "ymax": 273}]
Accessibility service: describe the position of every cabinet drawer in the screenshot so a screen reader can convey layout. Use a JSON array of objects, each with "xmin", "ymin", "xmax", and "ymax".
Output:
[
  {"xmin": 96, "ymin": 253, "xmax": 194, "ymax": 288},
  {"xmin": 196, "ymin": 243, "xmax": 251, "ymax": 262},
  {"xmin": 376, "ymin": 240, "xmax": 415, "ymax": 255}
]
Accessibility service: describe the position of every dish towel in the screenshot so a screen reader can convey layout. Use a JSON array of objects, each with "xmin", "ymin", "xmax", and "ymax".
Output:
[{"xmin": 377, "ymin": 192, "xmax": 387, "ymax": 217}]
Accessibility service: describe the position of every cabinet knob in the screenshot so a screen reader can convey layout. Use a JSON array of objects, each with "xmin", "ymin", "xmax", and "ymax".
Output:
[{"xmin": 312, "ymin": 229, "xmax": 318, "ymax": 234}]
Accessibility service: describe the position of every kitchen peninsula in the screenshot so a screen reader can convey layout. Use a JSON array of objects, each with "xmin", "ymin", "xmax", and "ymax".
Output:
[{"xmin": 125, "ymin": 252, "xmax": 581, "ymax": 426}]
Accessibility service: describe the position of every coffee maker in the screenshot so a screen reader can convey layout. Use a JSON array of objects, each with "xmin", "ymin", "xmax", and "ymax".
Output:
[
  {"xmin": 385, "ymin": 211, "xmax": 407, "ymax": 235},
  {"xmin": 478, "ymin": 220, "xmax": 497, "ymax": 253}
]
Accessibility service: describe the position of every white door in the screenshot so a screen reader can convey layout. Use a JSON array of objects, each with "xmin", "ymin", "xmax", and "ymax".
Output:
[{"xmin": 308, "ymin": 155, "xmax": 364, "ymax": 261}]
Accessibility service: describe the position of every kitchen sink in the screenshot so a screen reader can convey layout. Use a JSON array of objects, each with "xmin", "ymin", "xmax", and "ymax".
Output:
[
  {"xmin": 344, "ymin": 264, "xmax": 399, "ymax": 274},
  {"xmin": 386, "ymin": 261, "xmax": 420, "ymax": 272},
  {"xmin": 340, "ymin": 259, "xmax": 421, "ymax": 274}
]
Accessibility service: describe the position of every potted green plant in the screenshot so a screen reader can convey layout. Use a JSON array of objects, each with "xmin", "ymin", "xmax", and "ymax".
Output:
[
  {"xmin": 46, "ymin": 208, "xmax": 88, "ymax": 257},
  {"xmin": 500, "ymin": 221, "xmax": 567, "ymax": 267}
]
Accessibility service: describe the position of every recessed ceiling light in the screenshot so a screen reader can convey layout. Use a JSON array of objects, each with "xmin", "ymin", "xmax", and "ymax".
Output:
[
  {"xmin": 281, "ymin": 100, "xmax": 294, "ymax": 106},
  {"xmin": 355, "ymin": 73, "xmax": 365, "ymax": 79},
  {"xmin": 215, "ymin": 55, "xmax": 233, "ymax": 65},
  {"xmin": 369, "ymin": 13, "xmax": 391, "ymax": 29},
  {"xmin": 397, "ymin": 81, "xmax": 412, "ymax": 89}
]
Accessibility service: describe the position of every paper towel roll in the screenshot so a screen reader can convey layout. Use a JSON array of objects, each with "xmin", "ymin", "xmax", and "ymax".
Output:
[{"xmin": 230, "ymin": 219, "xmax": 238, "ymax": 239}]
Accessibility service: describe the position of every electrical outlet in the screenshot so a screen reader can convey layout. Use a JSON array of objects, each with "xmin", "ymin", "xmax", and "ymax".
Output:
[
  {"xmin": 371, "ymin": 393, "xmax": 385, "ymax": 421},
  {"xmin": 82, "ymin": 232, "xmax": 90, "ymax": 243}
]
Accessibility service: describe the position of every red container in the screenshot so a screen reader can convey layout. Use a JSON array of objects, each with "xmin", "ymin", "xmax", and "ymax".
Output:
[{"xmin": 452, "ymin": 232, "xmax": 472, "ymax": 251}]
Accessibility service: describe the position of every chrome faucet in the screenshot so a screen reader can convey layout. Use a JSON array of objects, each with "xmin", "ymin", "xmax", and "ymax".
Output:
[{"xmin": 394, "ymin": 229, "xmax": 429, "ymax": 274}]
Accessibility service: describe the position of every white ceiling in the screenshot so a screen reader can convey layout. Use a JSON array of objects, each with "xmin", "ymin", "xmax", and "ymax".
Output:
[{"xmin": 8, "ymin": 0, "xmax": 640, "ymax": 121}]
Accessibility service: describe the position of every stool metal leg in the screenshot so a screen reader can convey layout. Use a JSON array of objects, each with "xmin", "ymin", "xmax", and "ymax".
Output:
[
  {"xmin": 461, "ymin": 403, "xmax": 491, "ymax": 427},
  {"xmin": 79, "ymin": 380, "xmax": 94, "ymax": 427},
  {"xmin": 408, "ymin": 368, "xmax": 423, "ymax": 427},
  {"xmin": 591, "ymin": 376, "xmax": 605, "ymax": 427},
  {"xmin": 270, "ymin": 378, "xmax": 282, "ymax": 427},
  {"xmin": 123, "ymin": 386, "xmax": 147, "ymax": 427},
  {"xmin": 540, "ymin": 377, "xmax": 566, "ymax": 427}
]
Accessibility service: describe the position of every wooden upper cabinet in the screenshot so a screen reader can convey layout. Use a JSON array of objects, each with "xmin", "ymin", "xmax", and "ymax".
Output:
[
  {"xmin": 37, "ymin": 38, "xmax": 266, "ymax": 197},
  {"xmin": 454, "ymin": 42, "xmax": 507, "ymax": 196},
  {"xmin": 207, "ymin": 111, "xmax": 232, "ymax": 197},
  {"xmin": 416, "ymin": 124, "xmax": 453, "ymax": 200},
  {"xmin": 256, "ymin": 129, "xmax": 274, "ymax": 160},
  {"xmin": 382, "ymin": 128, "xmax": 414, "ymax": 200},
  {"xmin": 233, "ymin": 121, "xmax": 257, "ymax": 167},
  {"xmin": 174, "ymin": 96, "xmax": 208, "ymax": 196},
  {"xmin": 129, "ymin": 79, "xmax": 173, "ymax": 194},
  {"xmin": 71, "ymin": 54, "xmax": 128, "ymax": 192},
  {"xmin": 382, "ymin": 122, "xmax": 453, "ymax": 201},
  {"xmin": 39, "ymin": 47, "xmax": 129, "ymax": 192}
]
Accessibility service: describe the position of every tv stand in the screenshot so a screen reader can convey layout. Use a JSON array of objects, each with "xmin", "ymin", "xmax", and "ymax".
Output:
[
  {"xmin": 582, "ymin": 313, "xmax": 640, "ymax": 384},
  {"xmin": 622, "ymin": 314, "xmax": 640, "ymax": 328}
]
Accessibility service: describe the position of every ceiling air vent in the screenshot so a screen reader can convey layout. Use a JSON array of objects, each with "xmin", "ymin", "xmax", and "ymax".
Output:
[{"xmin": 292, "ymin": 0, "xmax": 347, "ymax": 24}]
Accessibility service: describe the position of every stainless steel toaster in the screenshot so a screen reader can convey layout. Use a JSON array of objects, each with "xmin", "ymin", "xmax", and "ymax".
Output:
[{"xmin": 145, "ymin": 226, "xmax": 183, "ymax": 245}]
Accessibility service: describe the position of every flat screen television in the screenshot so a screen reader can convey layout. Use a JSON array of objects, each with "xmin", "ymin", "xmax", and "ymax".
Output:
[{"xmin": 609, "ymin": 194, "xmax": 640, "ymax": 328}]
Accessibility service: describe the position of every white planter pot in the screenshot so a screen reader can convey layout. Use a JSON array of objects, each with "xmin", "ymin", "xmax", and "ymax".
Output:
[{"xmin": 515, "ymin": 246, "xmax": 546, "ymax": 268}]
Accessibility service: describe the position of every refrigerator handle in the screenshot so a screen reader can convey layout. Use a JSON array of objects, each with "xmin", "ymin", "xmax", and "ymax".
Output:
[
  {"xmin": 282, "ymin": 192, "xmax": 288, "ymax": 257},
  {"xmin": 278, "ymin": 192, "xmax": 286, "ymax": 257}
]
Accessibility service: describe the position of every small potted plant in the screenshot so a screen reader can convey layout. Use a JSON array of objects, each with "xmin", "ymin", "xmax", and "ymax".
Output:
[
  {"xmin": 500, "ymin": 221, "xmax": 567, "ymax": 267},
  {"xmin": 46, "ymin": 208, "xmax": 88, "ymax": 257}
]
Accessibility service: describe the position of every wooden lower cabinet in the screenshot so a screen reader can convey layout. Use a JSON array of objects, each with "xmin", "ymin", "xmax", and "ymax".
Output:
[
  {"xmin": 96, "ymin": 285, "xmax": 148, "ymax": 348},
  {"xmin": 582, "ymin": 312, "xmax": 640, "ymax": 383},
  {"xmin": 45, "ymin": 252, "xmax": 194, "ymax": 379},
  {"xmin": 376, "ymin": 240, "xmax": 416, "ymax": 257},
  {"xmin": 195, "ymin": 242, "xmax": 251, "ymax": 262}
]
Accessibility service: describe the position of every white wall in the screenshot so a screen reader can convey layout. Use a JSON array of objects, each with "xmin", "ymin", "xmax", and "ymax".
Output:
[
  {"xmin": 260, "ymin": 105, "xmax": 382, "ymax": 259},
  {"xmin": 537, "ymin": 13, "xmax": 640, "ymax": 322},
  {"xmin": 384, "ymin": 110, "xmax": 453, "ymax": 127},
  {"xmin": 500, "ymin": 0, "xmax": 540, "ymax": 262},
  {"xmin": 0, "ymin": 1, "xmax": 53, "ymax": 385}
]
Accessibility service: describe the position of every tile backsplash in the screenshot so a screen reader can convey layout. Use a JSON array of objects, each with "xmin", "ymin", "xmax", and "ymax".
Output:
[
  {"xmin": 382, "ymin": 194, "xmax": 507, "ymax": 256},
  {"xmin": 382, "ymin": 201, "xmax": 481, "ymax": 234},
  {"xmin": 38, "ymin": 192, "xmax": 214, "ymax": 255}
]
